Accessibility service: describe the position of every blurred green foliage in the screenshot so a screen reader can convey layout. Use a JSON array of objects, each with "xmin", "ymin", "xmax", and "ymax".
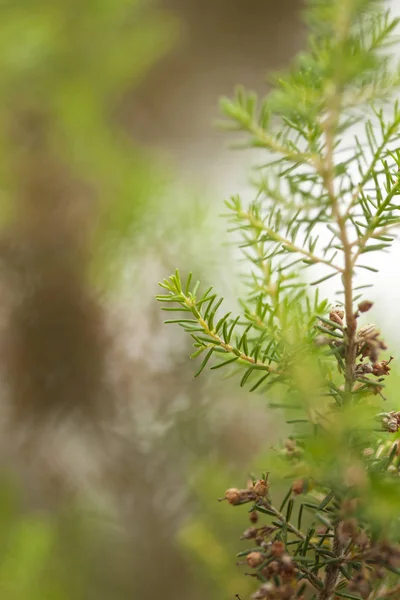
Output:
[
  {"xmin": 0, "ymin": 1, "xmax": 262, "ymax": 599},
  {"xmin": 0, "ymin": 0, "xmax": 179, "ymax": 286},
  {"xmin": 179, "ymin": 461, "xmax": 258, "ymax": 599}
]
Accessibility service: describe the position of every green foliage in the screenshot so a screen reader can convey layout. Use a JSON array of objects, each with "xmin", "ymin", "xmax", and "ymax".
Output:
[{"xmin": 158, "ymin": 1, "xmax": 400, "ymax": 598}]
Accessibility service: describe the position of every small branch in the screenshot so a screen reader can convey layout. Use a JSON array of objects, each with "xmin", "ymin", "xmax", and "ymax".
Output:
[
  {"xmin": 247, "ymin": 120, "xmax": 317, "ymax": 166},
  {"xmin": 318, "ymin": 526, "xmax": 343, "ymax": 600},
  {"xmin": 239, "ymin": 211, "xmax": 343, "ymax": 274},
  {"xmin": 258, "ymin": 501, "xmax": 331, "ymax": 556},
  {"xmin": 345, "ymin": 123, "xmax": 400, "ymax": 220},
  {"xmin": 352, "ymin": 177, "xmax": 400, "ymax": 262},
  {"xmin": 256, "ymin": 501, "xmax": 326, "ymax": 592},
  {"xmin": 181, "ymin": 296, "xmax": 280, "ymax": 374},
  {"xmin": 318, "ymin": 114, "xmax": 357, "ymax": 396}
]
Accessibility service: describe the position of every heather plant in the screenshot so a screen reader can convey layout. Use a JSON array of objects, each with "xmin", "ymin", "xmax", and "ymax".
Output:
[{"xmin": 157, "ymin": 1, "xmax": 400, "ymax": 598}]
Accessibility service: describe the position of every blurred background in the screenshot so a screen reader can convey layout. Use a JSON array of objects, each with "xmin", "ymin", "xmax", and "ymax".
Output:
[{"xmin": 0, "ymin": 1, "xmax": 399, "ymax": 599}]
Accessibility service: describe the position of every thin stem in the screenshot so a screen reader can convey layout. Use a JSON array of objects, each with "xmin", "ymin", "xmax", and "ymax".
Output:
[
  {"xmin": 182, "ymin": 296, "xmax": 280, "ymax": 374},
  {"xmin": 315, "ymin": 7, "xmax": 355, "ymax": 599},
  {"xmin": 352, "ymin": 176, "xmax": 400, "ymax": 263},
  {"xmin": 318, "ymin": 526, "xmax": 344, "ymax": 600},
  {"xmin": 344, "ymin": 122, "xmax": 400, "ymax": 220},
  {"xmin": 239, "ymin": 210, "xmax": 343, "ymax": 274},
  {"xmin": 259, "ymin": 501, "xmax": 331, "ymax": 557},
  {"xmin": 246, "ymin": 120, "xmax": 318, "ymax": 166},
  {"xmin": 318, "ymin": 118, "xmax": 356, "ymax": 396}
]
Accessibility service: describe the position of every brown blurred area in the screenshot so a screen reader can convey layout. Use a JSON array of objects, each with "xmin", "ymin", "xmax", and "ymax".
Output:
[
  {"xmin": 128, "ymin": 0, "xmax": 304, "ymax": 169},
  {"xmin": 0, "ymin": 1, "xmax": 303, "ymax": 599}
]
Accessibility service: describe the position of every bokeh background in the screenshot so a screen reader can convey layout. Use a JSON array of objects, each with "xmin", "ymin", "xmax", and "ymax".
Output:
[{"xmin": 0, "ymin": 1, "xmax": 399, "ymax": 599}]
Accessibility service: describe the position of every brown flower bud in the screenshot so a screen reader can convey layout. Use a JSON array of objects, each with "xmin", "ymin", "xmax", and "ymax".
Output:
[
  {"xmin": 261, "ymin": 560, "xmax": 280, "ymax": 579},
  {"xmin": 358, "ymin": 300, "xmax": 373, "ymax": 313},
  {"xmin": 341, "ymin": 498, "xmax": 359, "ymax": 516},
  {"xmin": 379, "ymin": 411, "xmax": 400, "ymax": 433},
  {"xmin": 372, "ymin": 357, "xmax": 393, "ymax": 377},
  {"xmin": 292, "ymin": 479, "xmax": 305, "ymax": 495},
  {"xmin": 253, "ymin": 479, "xmax": 269, "ymax": 497},
  {"xmin": 224, "ymin": 488, "xmax": 241, "ymax": 505},
  {"xmin": 241, "ymin": 527, "xmax": 258, "ymax": 540},
  {"xmin": 358, "ymin": 324, "xmax": 378, "ymax": 338},
  {"xmin": 329, "ymin": 308, "xmax": 344, "ymax": 326},
  {"xmin": 281, "ymin": 556, "xmax": 297, "ymax": 582},
  {"xmin": 354, "ymin": 530, "xmax": 369, "ymax": 549},
  {"xmin": 363, "ymin": 447, "xmax": 374, "ymax": 457},
  {"xmin": 348, "ymin": 571, "xmax": 371, "ymax": 600},
  {"xmin": 246, "ymin": 551, "xmax": 264, "ymax": 568},
  {"xmin": 270, "ymin": 540, "xmax": 285, "ymax": 558},
  {"xmin": 249, "ymin": 510, "xmax": 259, "ymax": 524},
  {"xmin": 338, "ymin": 518, "xmax": 358, "ymax": 544},
  {"xmin": 284, "ymin": 438, "xmax": 296, "ymax": 452}
]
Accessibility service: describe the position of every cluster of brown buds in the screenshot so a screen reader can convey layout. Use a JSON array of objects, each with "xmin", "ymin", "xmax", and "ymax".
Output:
[
  {"xmin": 356, "ymin": 323, "xmax": 388, "ymax": 365},
  {"xmin": 336, "ymin": 520, "xmax": 400, "ymax": 597},
  {"xmin": 353, "ymin": 302, "xmax": 391, "ymax": 386},
  {"xmin": 242, "ymin": 541, "xmax": 299, "ymax": 600},
  {"xmin": 348, "ymin": 568, "xmax": 372, "ymax": 599},
  {"xmin": 329, "ymin": 306, "xmax": 345, "ymax": 326},
  {"xmin": 220, "ymin": 478, "xmax": 269, "ymax": 506},
  {"xmin": 317, "ymin": 303, "xmax": 393, "ymax": 392},
  {"xmin": 282, "ymin": 438, "xmax": 303, "ymax": 460},
  {"xmin": 241, "ymin": 525, "xmax": 278, "ymax": 543},
  {"xmin": 337, "ymin": 517, "xmax": 369, "ymax": 548},
  {"xmin": 378, "ymin": 411, "xmax": 400, "ymax": 433},
  {"xmin": 329, "ymin": 300, "xmax": 394, "ymax": 396},
  {"xmin": 364, "ymin": 540, "xmax": 400, "ymax": 571},
  {"xmin": 351, "ymin": 540, "xmax": 400, "ymax": 594}
]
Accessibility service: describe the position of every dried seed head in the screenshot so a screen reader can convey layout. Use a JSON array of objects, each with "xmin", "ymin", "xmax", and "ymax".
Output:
[
  {"xmin": 281, "ymin": 554, "xmax": 293, "ymax": 566},
  {"xmin": 341, "ymin": 498, "xmax": 359, "ymax": 516},
  {"xmin": 372, "ymin": 357, "xmax": 393, "ymax": 377},
  {"xmin": 261, "ymin": 560, "xmax": 280, "ymax": 579},
  {"xmin": 354, "ymin": 530, "xmax": 370, "ymax": 550},
  {"xmin": 292, "ymin": 479, "xmax": 305, "ymax": 495},
  {"xmin": 246, "ymin": 551, "xmax": 264, "ymax": 568},
  {"xmin": 348, "ymin": 570, "xmax": 371, "ymax": 600},
  {"xmin": 329, "ymin": 307, "xmax": 344, "ymax": 325},
  {"xmin": 253, "ymin": 479, "xmax": 269, "ymax": 497},
  {"xmin": 363, "ymin": 447, "xmax": 374, "ymax": 457},
  {"xmin": 374, "ymin": 541, "xmax": 400, "ymax": 568},
  {"xmin": 250, "ymin": 510, "xmax": 259, "ymax": 524},
  {"xmin": 241, "ymin": 527, "xmax": 258, "ymax": 540},
  {"xmin": 356, "ymin": 362, "xmax": 374, "ymax": 375},
  {"xmin": 285, "ymin": 438, "xmax": 296, "ymax": 452},
  {"xmin": 379, "ymin": 411, "xmax": 400, "ymax": 433},
  {"xmin": 280, "ymin": 556, "xmax": 297, "ymax": 582},
  {"xmin": 358, "ymin": 324, "xmax": 379, "ymax": 338},
  {"xmin": 358, "ymin": 300, "xmax": 373, "ymax": 313},
  {"xmin": 338, "ymin": 518, "xmax": 358, "ymax": 544},
  {"xmin": 220, "ymin": 486, "xmax": 257, "ymax": 505},
  {"xmin": 357, "ymin": 324, "xmax": 387, "ymax": 363},
  {"xmin": 284, "ymin": 438, "xmax": 302, "ymax": 458},
  {"xmin": 223, "ymin": 488, "xmax": 241, "ymax": 505},
  {"xmin": 270, "ymin": 540, "xmax": 285, "ymax": 558}
]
